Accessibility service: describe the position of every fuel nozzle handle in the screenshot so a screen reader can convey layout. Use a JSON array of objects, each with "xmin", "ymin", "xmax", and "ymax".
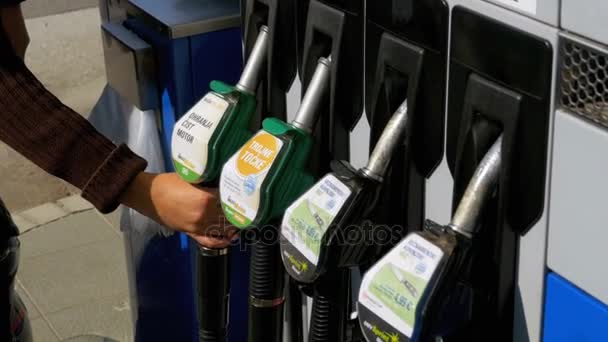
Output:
[
  {"xmin": 291, "ymin": 56, "xmax": 332, "ymax": 133},
  {"xmin": 361, "ymin": 99, "xmax": 409, "ymax": 182},
  {"xmin": 449, "ymin": 135, "xmax": 503, "ymax": 238},
  {"xmin": 236, "ymin": 26, "xmax": 269, "ymax": 94}
]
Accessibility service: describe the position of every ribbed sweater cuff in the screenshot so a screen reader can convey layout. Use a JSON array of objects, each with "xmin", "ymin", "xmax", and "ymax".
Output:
[{"xmin": 82, "ymin": 144, "xmax": 148, "ymax": 214}]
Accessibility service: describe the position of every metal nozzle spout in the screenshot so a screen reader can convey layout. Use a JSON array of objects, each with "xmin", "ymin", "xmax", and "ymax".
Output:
[
  {"xmin": 291, "ymin": 56, "xmax": 332, "ymax": 133},
  {"xmin": 449, "ymin": 135, "xmax": 503, "ymax": 238},
  {"xmin": 236, "ymin": 26, "xmax": 269, "ymax": 94},
  {"xmin": 360, "ymin": 99, "xmax": 409, "ymax": 182}
]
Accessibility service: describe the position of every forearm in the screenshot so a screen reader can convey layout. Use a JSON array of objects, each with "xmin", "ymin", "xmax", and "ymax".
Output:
[
  {"xmin": 119, "ymin": 172, "xmax": 160, "ymax": 222},
  {"xmin": 0, "ymin": 57, "xmax": 147, "ymax": 213}
]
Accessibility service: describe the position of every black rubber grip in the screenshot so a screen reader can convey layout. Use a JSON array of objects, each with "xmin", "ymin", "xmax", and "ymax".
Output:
[
  {"xmin": 308, "ymin": 269, "xmax": 350, "ymax": 342},
  {"xmin": 247, "ymin": 225, "xmax": 285, "ymax": 342},
  {"xmin": 248, "ymin": 304, "xmax": 284, "ymax": 342},
  {"xmin": 309, "ymin": 292, "xmax": 333, "ymax": 341},
  {"xmin": 249, "ymin": 228, "xmax": 284, "ymax": 300},
  {"xmin": 197, "ymin": 247, "xmax": 230, "ymax": 342}
]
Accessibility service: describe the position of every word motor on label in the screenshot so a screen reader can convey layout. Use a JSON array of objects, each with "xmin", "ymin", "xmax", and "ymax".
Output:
[{"xmin": 176, "ymin": 129, "xmax": 194, "ymax": 144}]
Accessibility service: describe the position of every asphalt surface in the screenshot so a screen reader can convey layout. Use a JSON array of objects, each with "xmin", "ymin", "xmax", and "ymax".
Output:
[{"xmin": 0, "ymin": 7, "xmax": 106, "ymax": 211}]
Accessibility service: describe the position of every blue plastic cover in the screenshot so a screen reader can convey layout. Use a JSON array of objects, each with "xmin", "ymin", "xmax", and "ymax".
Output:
[{"xmin": 544, "ymin": 272, "xmax": 608, "ymax": 342}]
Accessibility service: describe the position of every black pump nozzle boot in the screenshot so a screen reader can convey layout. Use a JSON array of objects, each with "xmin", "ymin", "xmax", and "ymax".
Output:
[
  {"xmin": 281, "ymin": 99, "xmax": 411, "ymax": 342},
  {"xmin": 357, "ymin": 136, "xmax": 503, "ymax": 342}
]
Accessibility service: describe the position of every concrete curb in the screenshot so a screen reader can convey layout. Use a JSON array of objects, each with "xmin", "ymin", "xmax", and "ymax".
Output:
[{"xmin": 12, "ymin": 195, "xmax": 95, "ymax": 232}]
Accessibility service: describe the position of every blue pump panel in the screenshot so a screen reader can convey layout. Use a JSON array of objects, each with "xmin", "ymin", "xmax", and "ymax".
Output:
[
  {"xmin": 543, "ymin": 272, "xmax": 608, "ymax": 342},
  {"xmin": 118, "ymin": 2, "xmax": 248, "ymax": 341}
]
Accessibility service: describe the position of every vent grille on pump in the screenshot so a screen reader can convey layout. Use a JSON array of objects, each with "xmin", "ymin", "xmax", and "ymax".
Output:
[{"xmin": 560, "ymin": 38, "xmax": 608, "ymax": 128}]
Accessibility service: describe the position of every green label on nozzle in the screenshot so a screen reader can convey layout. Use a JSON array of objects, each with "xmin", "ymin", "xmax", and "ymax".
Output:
[
  {"xmin": 281, "ymin": 174, "xmax": 351, "ymax": 268},
  {"xmin": 172, "ymin": 92, "xmax": 230, "ymax": 183},
  {"xmin": 358, "ymin": 234, "xmax": 444, "ymax": 338}
]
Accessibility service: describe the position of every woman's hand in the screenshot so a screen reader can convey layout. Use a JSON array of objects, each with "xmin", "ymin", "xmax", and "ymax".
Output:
[
  {"xmin": 0, "ymin": 4, "xmax": 30, "ymax": 59},
  {"xmin": 120, "ymin": 172, "xmax": 237, "ymax": 248}
]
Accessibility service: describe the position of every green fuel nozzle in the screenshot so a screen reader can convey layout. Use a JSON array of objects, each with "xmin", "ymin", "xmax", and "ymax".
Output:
[
  {"xmin": 218, "ymin": 55, "xmax": 332, "ymax": 342},
  {"xmin": 357, "ymin": 135, "xmax": 503, "ymax": 342},
  {"xmin": 171, "ymin": 26, "xmax": 269, "ymax": 183},
  {"xmin": 170, "ymin": 26, "xmax": 269, "ymax": 342},
  {"xmin": 280, "ymin": 98, "xmax": 410, "ymax": 283},
  {"xmin": 220, "ymin": 56, "xmax": 332, "ymax": 229}
]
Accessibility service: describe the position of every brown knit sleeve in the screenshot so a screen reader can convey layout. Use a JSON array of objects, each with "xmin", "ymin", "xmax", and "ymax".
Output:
[{"xmin": 0, "ymin": 57, "xmax": 148, "ymax": 213}]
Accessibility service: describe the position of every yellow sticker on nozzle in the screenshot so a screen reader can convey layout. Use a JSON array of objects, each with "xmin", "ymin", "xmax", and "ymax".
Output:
[
  {"xmin": 220, "ymin": 130, "xmax": 284, "ymax": 228},
  {"xmin": 236, "ymin": 132, "xmax": 279, "ymax": 176}
]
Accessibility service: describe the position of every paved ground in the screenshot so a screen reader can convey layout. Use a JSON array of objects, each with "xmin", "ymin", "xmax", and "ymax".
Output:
[
  {"xmin": 13, "ymin": 196, "xmax": 131, "ymax": 342},
  {"xmin": 0, "ymin": 7, "xmax": 107, "ymax": 212},
  {"xmin": 22, "ymin": 0, "xmax": 98, "ymax": 19}
]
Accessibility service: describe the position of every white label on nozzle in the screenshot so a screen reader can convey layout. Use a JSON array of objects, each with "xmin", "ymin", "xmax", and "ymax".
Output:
[
  {"xmin": 220, "ymin": 130, "xmax": 284, "ymax": 228},
  {"xmin": 171, "ymin": 92, "xmax": 229, "ymax": 183},
  {"xmin": 358, "ymin": 233, "xmax": 444, "ymax": 337},
  {"xmin": 281, "ymin": 174, "xmax": 352, "ymax": 266},
  {"xmin": 494, "ymin": 0, "xmax": 536, "ymax": 15}
]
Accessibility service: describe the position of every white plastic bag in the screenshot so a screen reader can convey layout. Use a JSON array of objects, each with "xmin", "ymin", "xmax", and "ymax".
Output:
[
  {"xmin": 88, "ymin": 85, "xmax": 172, "ymax": 239},
  {"xmin": 89, "ymin": 84, "xmax": 176, "ymax": 329}
]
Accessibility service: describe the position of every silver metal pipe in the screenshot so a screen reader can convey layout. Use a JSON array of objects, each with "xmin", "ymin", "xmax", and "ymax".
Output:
[
  {"xmin": 236, "ymin": 26, "xmax": 269, "ymax": 94},
  {"xmin": 449, "ymin": 135, "xmax": 503, "ymax": 238},
  {"xmin": 291, "ymin": 56, "xmax": 332, "ymax": 133},
  {"xmin": 360, "ymin": 99, "xmax": 409, "ymax": 182}
]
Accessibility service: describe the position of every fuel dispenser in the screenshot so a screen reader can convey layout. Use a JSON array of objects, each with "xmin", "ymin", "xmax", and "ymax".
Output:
[
  {"xmin": 358, "ymin": 135, "xmax": 502, "ymax": 342},
  {"xmin": 242, "ymin": 0, "xmax": 298, "ymax": 125},
  {"xmin": 220, "ymin": 55, "xmax": 331, "ymax": 342},
  {"xmin": 436, "ymin": 2, "xmax": 608, "ymax": 341},
  {"xmin": 242, "ymin": 2, "xmax": 305, "ymax": 341},
  {"xmin": 220, "ymin": 56, "xmax": 330, "ymax": 229},
  {"xmin": 99, "ymin": 1, "xmax": 246, "ymax": 341},
  {"xmin": 544, "ymin": 1, "xmax": 608, "ymax": 341},
  {"xmin": 278, "ymin": 1, "xmax": 448, "ymax": 341},
  {"xmin": 299, "ymin": 0, "xmax": 364, "ymax": 172},
  {"xmin": 445, "ymin": 4, "xmax": 554, "ymax": 341},
  {"xmin": 409, "ymin": 1, "xmax": 555, "ymax": 340},
  {"xmin": 97, "ymin": 0, "xmax": 608, "ymax": 341},
  {"xmin": 357, "ymin": 7, "xmax": 555, "ymax": 334},
  {"xmin": 280, "ymin": 98, "xmax": 411, "ymax": 342},
  {"xmin": 365, "ymin": 0, "xmax": 449, "ymax": 256},
  {"xmin": 293, "ymin": 1, "xmax": 366, "ymax": 340},
  {"xmin": 170, "ymin": 26, "xmax": 268, "ymax": 342},
  {"xmin": 172, "ymin": 26, "xmax": 268, "ymax": 183},
  {"xmin": 220, "ymin": 1, "xmax": 366, "ymax": 340},
  {"xmin": 351, "ymin": 5, "xmax": 450, "ymax": 340},
  {"xmin": 167, "ymin": 0, "xmax": 298, "ymax": 340}
]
